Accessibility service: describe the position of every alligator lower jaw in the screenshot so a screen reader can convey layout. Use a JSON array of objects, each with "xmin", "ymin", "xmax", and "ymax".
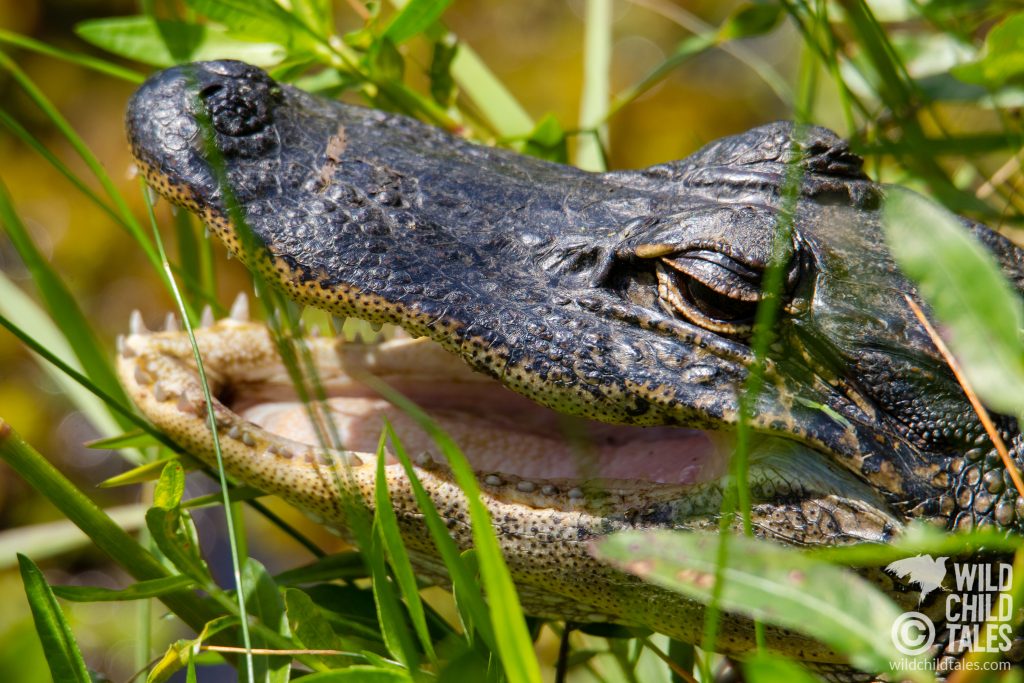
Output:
[{"xmin": 115, "ymin": 304, "xmax": 737, "ymax": 520}]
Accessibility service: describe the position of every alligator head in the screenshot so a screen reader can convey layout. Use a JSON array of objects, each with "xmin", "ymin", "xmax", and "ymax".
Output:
[{"xmin": 120, "ymin": 60, "xmax": 1024, "ymax": 664}]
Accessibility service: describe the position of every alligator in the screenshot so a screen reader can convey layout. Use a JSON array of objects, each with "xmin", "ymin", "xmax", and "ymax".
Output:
[{"xmin": 118, "ymin": 60, "xmax": 1024, "ymax": 674}]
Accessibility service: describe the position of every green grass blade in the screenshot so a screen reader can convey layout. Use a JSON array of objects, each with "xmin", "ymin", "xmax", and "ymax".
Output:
[
  {"xmin": 240, "ymin": 558, "xmax": 290, "ymax": 683},
  {"xmin": 0, "ymin": 108, "xmax": 124, "ymax": 226},
  {"xmin": 594, "ymin": 531, "xmax": 931, "ymax": 682},
  {"xmin": 0, "ymin": 177, "xmax": 132, "ymax": 413},
  {"xmin": 384, "ymin": 0, "xmax": 533, "ymax": 138},
  {"xmin": 373, "ymin": 430, "xmax": 439, "ymax": 666},
  {"xmin": 52, "ymin": 575, "xmax": 196, "ymax": 602},
  {"xmin": 576, "ymin": 0, "xmax": 611, "ymax": 171},
  {"xmin": 448, "ymin": 45, "xmax": 533, "ymax": 139},
  {"xmin": 809, "ymin": 521, "xmax": 1024, "ymax": 567},
  {"xmin": 0, "ymin": 51, "xmax": 177, "ymax": 297},
  {"xmin": 0, "ymin": 28, "xmax": 144, "ymax": 82},
  {"xmin": 76, "ymin": 16, "xmax": 287, "ymax": 68},
  {"xmin": 742, "ymin": 652, "xmax": 820, "ymax": 683},
  {"xmin": 140, "ymin": 182, "xmax": 257, "ymax": 679},
  {"xmin": 17, "ymin": 554, "xmax": 92, "ymax": 683},
  {"xmin": 87, "ymin": 429, "xmax": 165, "ymax": 451},
  {"xmin": 368, "ymin": 520, "xmax": 421, "ymax": 672},
  {"xmin": 381, "ymin": 423, "xmax": 496, "ymax": 652},
  {"xmin": 274, "ymin": 553, "xmax": 367, "ymax": 585},
  {"xmin": 0, "ymin": 275, "xmax": 128, "ymax": 455},
  {"xmin": 0, "ymin": 420, "xmax": 220, "ymax": 634},
  {"xmin": 372, "ymin": 390, "xmax": 543, "ymax": 683},
  {"xmin": 883, "ymin": 188, "xmax": 1024, "ymax": 414},
  {"xmin": 384, "ymin": 0, "xmax": 453, "ymax": 45}
]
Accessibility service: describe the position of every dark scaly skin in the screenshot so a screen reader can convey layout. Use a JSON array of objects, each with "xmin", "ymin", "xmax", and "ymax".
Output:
[{"xmin": 123, "ymin": 61, "xmax": 1024, "ymax": 671}]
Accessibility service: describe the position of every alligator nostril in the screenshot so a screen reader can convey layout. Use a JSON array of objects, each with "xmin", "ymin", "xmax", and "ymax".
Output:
[
  {"xmin": 192, "ymin": 63, "xmax": 280, "ymax": 140},
  {"xmin": 198, "ymin": 83, "xmax": 223, "ymax": 99}
]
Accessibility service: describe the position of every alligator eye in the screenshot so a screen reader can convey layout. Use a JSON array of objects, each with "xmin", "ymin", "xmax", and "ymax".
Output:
[{"xmin": 655, "ymin": 251, "xmax": 762, "ymax": 335}]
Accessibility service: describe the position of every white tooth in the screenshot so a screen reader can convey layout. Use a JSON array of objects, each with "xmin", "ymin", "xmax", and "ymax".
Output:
[
  {"xmin": 484, "ymin": 474, "xmax": 502, "ymax": 487},
  {"xmin": 145, "ymin": 185, "xmax": 159, "ymax": 206},
  {"xmin": 541, "ymin": 485, "xmax": 557, "ymax": 496},
  {"xmin": 568, "ymin": 487, "xmax": 585, "ymax": 500},
  {"xmin": 153, "ymin": 382, "xmax": 169, "ymax": 402},
  {"xmin": 163, "ymin": 312, "xmax": 180, "ymax": 332},
  {"xmin": 516, "ymin": 481, "xmax": 536, "ymax": 493},
  {"xmin": 116, "ymin": 335, "xmax": 125, "ymax": 354},
  {"xmin": 133, "ymin": 366, "xmax": 151, "ymax": 386},
  {"xmin": 127, "ymin": 163, "xmax": 139, "ymax": 179},
  {"xmin": 200, "ymin": 305, "xmax": 215, "ymax": 327},
  {"xmin": 129, "ymin": 310, "xmax": 148, "ymax": 335},
  {"xmin": 170, "ymin": 205, "xmax": 178, "ymax": 216},
  {"xmin": 229, "ymin": 292, "xmax": 249, "ymax": 321}
]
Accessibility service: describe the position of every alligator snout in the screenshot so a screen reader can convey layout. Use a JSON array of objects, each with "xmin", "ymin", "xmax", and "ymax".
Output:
[{"xmin": 126, "ymin": 60, "xmax": 283, "ymax": 204}]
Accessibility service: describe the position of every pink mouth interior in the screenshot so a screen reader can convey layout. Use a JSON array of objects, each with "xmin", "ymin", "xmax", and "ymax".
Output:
[{"xmin": 233, "ymin": 379, "xmax": 729, "ymax": 487}]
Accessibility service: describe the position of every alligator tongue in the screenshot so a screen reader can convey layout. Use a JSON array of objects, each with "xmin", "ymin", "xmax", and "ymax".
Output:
[{"xmin": 236, "ymin": 380, "xmax": 731, "ymax": 486}]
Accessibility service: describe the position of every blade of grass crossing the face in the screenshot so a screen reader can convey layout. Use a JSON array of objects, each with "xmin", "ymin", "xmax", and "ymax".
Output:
[
  {"xmin": 699, "ymin": 105, "xmax": 815, "ymax": 672},
  {"xmin": 576, "ymin": 0, "xmax": 611, "ymax": 172},
  {"xmin": 382, "ymin": 423, "xmax": 496, "ymax": 652},
  {"xmin": 17, "ymin": 554, "xmax": 92, "ymax": 683},
  {"xmin": 371, "ymin": 387, "xmax": 543, "ymax": 683},
  {"xmin": 140, "ymin": 182, "xmax": 257, "ymax": 682},
  {"xmin": 373, "ymin": 429, "xmax": 440, "ymax": 666}
]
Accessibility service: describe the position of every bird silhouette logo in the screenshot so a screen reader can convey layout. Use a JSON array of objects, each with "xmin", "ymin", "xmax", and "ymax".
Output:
[{"xmin": 885, "ymin": 555, "xmax": 949, "ymax": 604}]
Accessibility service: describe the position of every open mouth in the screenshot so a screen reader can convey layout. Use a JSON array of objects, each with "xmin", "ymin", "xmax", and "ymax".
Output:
[
  {"xmin": 117, "ymin": 295, "xmax": 737, "ymax": 517},
  {"xmin": 237, "ymin": 338, "xmax": 735, "ymax": 492}
]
